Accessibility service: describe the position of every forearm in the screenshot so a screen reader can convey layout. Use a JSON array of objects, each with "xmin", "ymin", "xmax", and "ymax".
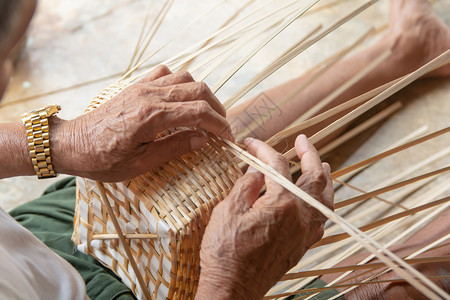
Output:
[
  {"xmin": 0, "ymin": 117, "xmax": 74, "ymax": 180},
  {"xmin": 196, "ymin": 273, "xmax": 260, "ymax": 300},
  {"xmin": 0, "ymin": 122, "xmax": 34, "ymax": 178},
  {"xmin": 228, "ymin": 30, "xmax": 430, "ymax": 142}
]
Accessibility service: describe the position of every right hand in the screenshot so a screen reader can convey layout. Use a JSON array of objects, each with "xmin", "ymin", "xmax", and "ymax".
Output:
[
  {"xmin": 51, "ymin": 65, "xmax": 232, "ymax": 182},
  {"xmin": 197, "ymin": 135, "xmax": 333, "ymax": 300}
]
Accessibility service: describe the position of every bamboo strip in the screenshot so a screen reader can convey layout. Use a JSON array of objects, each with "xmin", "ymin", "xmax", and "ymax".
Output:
[
  {"xmin": 342, "ymin": 237, "xmax": 450, "ymax": 289},
  {"xmin": 318, "ymin": 101, "xmax": 402, "ymax": 156},
  {"xmin": 196, "ymin": 17, "xmax": 317, "ymax": 82},
  {"xmin": 334, "ymin": 144, "xmax": 448, "ymax": 222},
  {"xmin": 121, "ymin": 0, "xmax": 226, "ymax": 80},
  {"xmin": 326, "ymin": 173, "xmax": 446, "ymax": 241},
  {"xmin": 223, "ymin": 0, "xmax": 380, "ymax": 110},
  {"xmin": 134, "ymin": 0, "xmax": 174, "ymax": 67},
  {"xmin": 279, "ymin": 179, "xmax": 449, "ymax": 286},
  {"xmin": 371, "ymin": 147, "xmax": 450, "ymax": 192},
  {"xmin": 330, "ymin": 127, "xmax": 450, "ymax": 178},
  {"xmin": 333, "ymin": 233, "xmax": 450, "ymax": 299},
  {"xmin": 333, "ymin": 178, "xmax": 409, "ymax": 211},
  {"xmin": 264, "ymin": 275, "xmax": 450, "ymax": 300},
  {"xmin": 179, "ymin": 0, "xmax": 256, "ymax": 71},
  {"xmin": 315, "ymin": 196, "xmax": 449, "ymax": 248},
  {"xmin": 267, "ymin": 77, "xmax": 402, "ymax": 147},
  {"xmin": 332, "ymin": 125, "xmax": 428, "ymax": 189},
  {"xmin": 163, "ymin": 0, "xmax": 285, "ymax": 65},
  {"xmin": 196, "ymin": 37, "xmax": 250, "ymax": 80},
  {"xmin": 277, "ymin": 189, "xmax": 450, "ymax": 298},
  {"xmin": 190, "ymin": 18, "xmax": 283, "ymax": 76},
  {"xmin": 335, "ymin": 167, "xmax": 450, "ymax": 209},
  {"xmin": 223, "ymin": 140, "xmax": 446, "ymax": 299},
  {"xmin": 95, "ymin": 181, "xmax": 151, "ymax": 300},
  {"xmin": 297, "ymin": 49, "xmax": 392, "ymax": 124},
  {"xmin": 161, "ymin": 0, "xmax": 301, "ymax": 71},
  {"xmin": 281, "ymin": 255, "xmax": 450, "ymax": 280},
  {"xmin": 167, "ymin": 2, "xmax": 304, "ymax": 73},
  {"xmin": 92, "ymin": 233, "xmax": 158, "ymax": 240},
  {"xmin": 304, "ymin": 0, "xmax": 354, "ymax": 16},
  {"xmin": 323, "ymin": 203, "xmax": 450, "ymax": 300},
  {"xmin": 283, "ymin": 51, "xmax": 450, "ymax": 159},
  {"xmin": 204, "ymin": 23, "xmax": 322, "ymax": 84},
  {"xmin": 268, "ymin": 172, "xmax": 449, "ymax": 296},
  {"xmin": 236, "ymin": 27, "xmax": 376, "ymax": 142},
  {"xmin": 307, "ymin": 53, "xmax": 450, "ymax": 145},
  {"xmin": 211, "ymin": 0, "xmax": 319, "ymax": 93},
  {"xmin": 125, "ymin": 1, "xmax": 154, "ymax": 73}
]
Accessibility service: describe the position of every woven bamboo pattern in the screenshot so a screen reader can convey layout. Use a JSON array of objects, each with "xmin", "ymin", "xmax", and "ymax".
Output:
[{"xmin": 73, "ymin": 82, "xmax": 243, "ymax": 299}]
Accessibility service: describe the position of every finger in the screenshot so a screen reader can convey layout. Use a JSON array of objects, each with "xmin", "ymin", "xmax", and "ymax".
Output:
[
  {"xmin": 147, "ymin": 70, "xmax": 195, "ymax": 87},
  {"xmin": 294, "ymin": 134, "xmax": 328, "ymax": 198},
  {"xmin": 321, "ymin": 162, "xmax": 334, "ymax": 211},
  {"xmin": 137, "ymin": 130, "xmax": 208, "ymax": 171},
  {"xmin": 295, "ymin": 134, "xmax": 323, "ymax": 175},
  {"xmin": 138, "ymin": 65, "xmax": 172, "ymax": 83},
  {"xmin": 149, "ymin": 101, "xmax": 232, "ymax": 140},
  {"xmin": 223, "ymin": 167, "xmax": 265, "ymax": 213},
  {"xmin": 156, "ymin": 82, "xmax": 226, "ymax": 117},
  {"xmin": 244, "ymin": 137, "xmax": 292, "ymax": 193}
]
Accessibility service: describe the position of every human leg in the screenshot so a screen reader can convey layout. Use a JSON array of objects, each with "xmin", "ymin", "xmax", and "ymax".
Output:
[
  {"xmin": 228, "ymin": 0, "xmax": 450, "ymax": 142},
  {"xmin": 320, "ymin": 210, "xmax": 450, "ymax": 299}
]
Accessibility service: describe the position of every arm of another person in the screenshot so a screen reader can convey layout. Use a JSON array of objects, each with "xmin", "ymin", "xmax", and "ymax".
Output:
[
  {"xmin": 196, "ymin": 135, "xmax": 334, "ymax": 299},
  {"xmin": 0, "ymin": 65, "xmax": 232, "ymax": 182}
]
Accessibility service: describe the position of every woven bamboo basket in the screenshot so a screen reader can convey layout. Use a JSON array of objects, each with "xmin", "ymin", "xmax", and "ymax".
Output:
[{"xmin": 72, "ymin": 81, "xmax": 243, "ymax": 299}]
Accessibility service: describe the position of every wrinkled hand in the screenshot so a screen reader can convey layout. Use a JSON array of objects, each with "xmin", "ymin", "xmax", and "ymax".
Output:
[
  {"xmin": 196, "ymin": 135, "xmax": 333, "ymax": 300},
  {"xmin": 52, "ymin": 65, "xmax": 232, "ymax": 182}
]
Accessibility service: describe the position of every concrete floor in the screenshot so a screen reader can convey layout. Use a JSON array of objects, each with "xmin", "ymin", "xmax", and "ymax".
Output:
[{"xmin": 0, "ymin": 0, "xmax": 449, "ymax": 212}]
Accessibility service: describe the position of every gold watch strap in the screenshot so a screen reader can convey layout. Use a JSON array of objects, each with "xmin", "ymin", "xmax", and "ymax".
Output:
[{"xmin": 21, "ymin": 104, "xmax": 61, "ymax": 179}]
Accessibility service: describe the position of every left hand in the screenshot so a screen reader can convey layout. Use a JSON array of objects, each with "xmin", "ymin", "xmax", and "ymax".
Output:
[
  {"xmin": 50, "ymin": 66, "xmax": 232, "ymax": 182},
  {"xmin": 196, "ymin": 135, "xmax": 334, "ymax": 299}
]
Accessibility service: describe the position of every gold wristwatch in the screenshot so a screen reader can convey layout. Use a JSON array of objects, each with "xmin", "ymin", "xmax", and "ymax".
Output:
[{"xmin": 21, "ymin": 104, "xmax": 61, "ymax": 179}]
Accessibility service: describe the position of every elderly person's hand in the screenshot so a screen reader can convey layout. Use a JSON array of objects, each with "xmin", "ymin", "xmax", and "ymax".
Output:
[
  {"xmin": 49, "ymin": 65, "xmax": 232, "ymax": 182},
  {"xmin": 196, "ymin": 135, "xmax": 333, "ymax": 300}
]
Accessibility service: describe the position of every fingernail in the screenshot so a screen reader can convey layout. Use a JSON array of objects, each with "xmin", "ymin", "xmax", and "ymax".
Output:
[
  {"xmin": 244, "ymin": 137, "xmax": 253, "ymax": 145},
  {"xmin": 191, "ymin": 136, "xmax": 207, "ymax": 150},
  {"xmin": 297, "ymin": 134, "xmax": 307, "ymax": 142},
  {"xmin": 245, "ymin": 166, "xmax": 259, "ymax": 174}
]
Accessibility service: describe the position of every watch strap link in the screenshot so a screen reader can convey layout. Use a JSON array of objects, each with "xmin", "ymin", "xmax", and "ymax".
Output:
[{"xmin": 22, "ymin": 107, "xmax": 58, "ymax": 178}]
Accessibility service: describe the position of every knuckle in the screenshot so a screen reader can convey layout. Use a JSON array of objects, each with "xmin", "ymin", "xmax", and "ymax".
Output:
[
  {"xmin": 317, "ymin": 224, "xmax": 325, "ymax": 238},
  {"xmin": 195, "ymin": 100, "xmax": 212, "ymax": 116},
  {"xmin": 199, "ymin": 81, "xmax": 209, "ymax": 92},
  {"xmin": 155, "ymin": 65, "xmax": 171, "ymax": 75},
  {"xmin": 309, "ymin": 170, "xmax": 327, "ymax": 191},
  {"xmin": 177, "ymin": 70, "xmax": 194, "ymax": 82},
  {"xmin": 195, "ymin": 81, "xmax": 211, "ymax": 98}
]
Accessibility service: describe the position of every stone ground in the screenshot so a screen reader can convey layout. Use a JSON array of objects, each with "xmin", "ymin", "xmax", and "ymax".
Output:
[{"xmin": 0, "ymin": 0, "xmax": 448, "ymax": 212}]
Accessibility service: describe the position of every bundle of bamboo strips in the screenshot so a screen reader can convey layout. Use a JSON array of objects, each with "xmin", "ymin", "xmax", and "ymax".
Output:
[{"xmin": 70, "ymin": 0, "xmax": 450, "ymax": 299}]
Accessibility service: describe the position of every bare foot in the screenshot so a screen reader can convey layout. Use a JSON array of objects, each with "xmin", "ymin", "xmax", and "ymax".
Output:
[{"xmin": 387, "ymin": 0, "xmax": 450, "ymax": 77}]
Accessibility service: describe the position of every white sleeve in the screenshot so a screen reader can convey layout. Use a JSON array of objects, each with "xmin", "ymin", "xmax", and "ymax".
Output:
[{"xmin": 0, "ymin": 207, "xmax": 88, "ymax": 300}]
